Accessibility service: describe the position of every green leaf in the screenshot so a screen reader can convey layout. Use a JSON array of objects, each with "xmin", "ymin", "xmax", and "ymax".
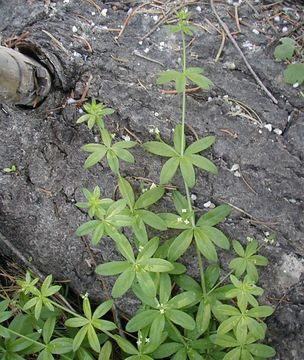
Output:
[
  {"xmin": 250, "ymin": 255, "xmax": 268, "ymax": 266},
  {"xmin": 126, "ymin": 310, "xmax": 158, "ymax": 332},
  {"xmin": 180, "ymin": 156, "xmax": 195, "ymax": 188},
  {"xmin": 160, "ymin": 157, "xmax": 180, "ymax": 184},
  {"xmin": 190, "ymin": 154, "xmax": 218, "ymax": 174},
  {"xmin": 112, "ymin": 267, "xmax": 135, "ymax": 298},
  {"xmin": 144, "ymin": 141, "xmax": 177, "ymax": 157},
  {"xmin": 76, "ymin": 220, "xmax": 99, "ymax": 236},
  {"xmin": 186, "ymin": 71, "xmax": 213, "ymax": 90},
  {"xmin": 168, "ymin": 229, "xmax": 194, "ymax": 261},
  {"xmin": 107, "ymin": 151, "xmax": 119, "ymax": 174},
  {"xmin": 205, "ymin": 264, "xmax": 221, "ymax": 289},
  {"xmin": 114, "ymin": 335, "xmax": 138, "ymax": 355},
  {"xmin": 138, "ymin": 210, "xmax": 167, "ymax": 230},
  {"xmin": 196, "ymin": 301, "xmax": 211, "ymax": 333},
  {"xmin": 114, "ymin": 233, "xmax": 135, "ymax": 263},
  {"xmin": 99, "ymin": 341, "xmax": 112, "ymax": 360},
  {"xmin": 92, "ymin": 223, "xmax": 104, "ymax": 245},
  {"xmin": 113, "ymin": 147, "xmax": 134, "ymax": 163},
  {"xmin": 274, "ymin": 37, "xmax": 296, "ymax": 61},
  {"xmin": 217, "ymin": 304, "xmax": 240, "ymax": 316},
  {"xmin": 197, "ymin": 205, "xmax": 231, "ymax": 226},
  {"xmin": 247, "ymin": 344, "xmax": 276, "ymax": 358},
  {"xmin": 137, "ymin": 236, "xmax": 159, "ymax": 261},
  {"xmin": 143, "ymin": 258, "xmax": 174, "ymax": 272},
  {"xmin": 113, "ymin": 140, "xmax": 137, "ymax": 149},
  {"xmin": 245, "ymin": 240, "xmax": 259, "ymax": 257},
  {"xmin": 194, "ymin": 228, "xmax": 218, "ymax": 262},
  {"xmin": 232, "ymin": 240, "xmax": 245, "ymax": 257},
  {"xmin": 246, "ymin": 306, "xmax": 274, "ymax": 318},
  {"xmin": 43, "ymin": 316, "xmax": 56, "ymax": 344},
  {"xmin": 199, "ymin": 226, "xmax": 230, "ymax": 250},
  {"xmin": 217, "ymin": 316, "xmax": 240, "ymax": 334},
  {"xmin": 210, "ymin": 334, "xmax": 239, "ymax": 348},
  {"xmin": 107, "ymin": 199, "xmax": 127, "ymax": 217},
  {"xmin": 136, "ymin": 270, "xmax": 156, "ymax": 298},
  {"xmin": 173, "ymin": 124, "xmax": 184, "ymax": 153},
  {"xmin": 175, "ymin": 72, "xmax": 187, "ymax": 93},
  {"xmin": 157, "ymin": 70, "xmax": 183, "ymax": 85},
  {"xmin": 132, "ymin": 216, "xmax": 148, "ymax": 244},
  {"xmin": 49, "ymin": 338, "xmax": 73, "ymax": 354},
  {"xmin": 229, "ymin": 258, "xmax": 247, "ymax": 277},
  {"xmin": 172, "ymin": 191, "xmax": 188, "ymax": 215},
  {"xmin": 118, "ymin": 177, "xmax": 135, "ymax": 208},
  {"xmin": 168, "ymin": 291, "xmax": 197, "ymax": 309},
  {"xmin": 159, "ymin": 273, "xmax": 172, "ymax": 304},
  {"xmin": 93, "ymin": 300, "xmax": 113, "ymax": 319},
  {"xmin": 83, "ymin": 146, "xmax": 107, "ymax": 169},
  {"xmin": 73, "ymin": 325, "xmax": 88, "ymax": 352},
  {"xmin": 87, "ymin": 324, "xmax": 100, "ymax": 352},
  {"xmin": 100, "ymin": 129, "xmax": 112, "ymax": 147},
  {"xmin": 152, "ymin": 342, "xmax": 183, "ymax": 358},
  {"xmin": 167, "ymin": 309, "xmax": 195, "ymax": 330},
  {"xmin": 223, "ymin": 347, "xmax": 241, "ymax": 360},
  {"xmin": 65, "ymin": 317, "xmax": 89, "ymax": 328},
  {"xmin": 95, "ymin": 261, "xmax": 130, "ymax": 276},
  {"xmin": 135, "ymin": 186, "xmax": 165, "ymax": 209},
  {"xmin": 185, "ymin": 136, "xmax": 216, "ymax": 154},
  {"xmin": 284, "ymin": 63, "xmax": 304, "ymax": 85}
]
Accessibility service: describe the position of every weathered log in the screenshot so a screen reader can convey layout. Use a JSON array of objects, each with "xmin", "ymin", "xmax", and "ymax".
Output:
[{"xmin": 0, "ymin": 46, "xmax": 51, "ymax": 106}]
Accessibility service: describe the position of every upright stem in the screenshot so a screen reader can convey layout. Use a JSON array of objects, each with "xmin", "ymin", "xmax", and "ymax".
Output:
[
  {"xmin": 180, "ymin": 30, "xmax": 207, "ymax": 299},
  {"xmin": 180, "ymin": 31, "xmax": 187, "ymax": 157}
]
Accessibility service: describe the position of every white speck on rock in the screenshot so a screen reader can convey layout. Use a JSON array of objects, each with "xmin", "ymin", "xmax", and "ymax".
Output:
[
  {"xmin": 154, "ymin": 112, "xmax": 159, "ymax": 117},
  {"xmin": 138, "ymin": 40, "xmax": 143, "ymax": 45},
  {"xmin": 234, "ymin": 171, "xmax": 241, "ymax": 177},
  {"xmin": 230, "ymin": 164, "xmax": 240, "ymax": 172},
  {"xmin": 282, "ymin": 26, "xmax": 288, "ymax": 33},
  {"xmin": 273, "ymin": 128, "xmax": 283, "ymax": 135},
  {"xmin": 293, "ymin": 82, "xmax": 299, "ymax": 88},
  {"xmin": 252, "ymin": 29, "xmax": 259, "ymax": 35},
  {"xmin": 191, "ymin": 194, "xmax": 197, "ymax": 201},
  {"xmin": 144, "ymin": 47, "xmax": 149, "ymax": 53},
  {"xmin": 101, "ymin": 8, "xmax": 108, "ymax": 17},
  {"xmin": 72, "ymin": 26, "xmax": 78, "ymax": 33},
  {"xmin": 153, "ymin": 15, "xmax": 158, "ymax": 22},
  {"xmin": 264, "ymin": 123, "xmax": 272, "ymax": 132},
  {"xmin": 204, "ymin": 201, "xmax": 215, "ymax": 208},
  {"xmin": 196, "ymin": 6, "xmax": 202, "ymax": 13},
  {"xmin": 274, "ymin": 15, "xmax": 280, "ymax": 22}
]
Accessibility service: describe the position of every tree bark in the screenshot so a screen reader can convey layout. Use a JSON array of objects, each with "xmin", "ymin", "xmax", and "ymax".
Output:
[{"xmin": 0, "ymin": 46, "xmax": 51, "ymax": 106}]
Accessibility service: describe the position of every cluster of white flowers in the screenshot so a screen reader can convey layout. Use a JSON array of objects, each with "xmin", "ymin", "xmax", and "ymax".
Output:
[{"xmin": 148, "ymin": 126, "xmax": 160, "ymax": 135}]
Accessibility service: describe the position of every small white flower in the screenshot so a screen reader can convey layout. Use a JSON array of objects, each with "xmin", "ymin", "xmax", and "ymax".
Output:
[
  {"xmin": 293, "ymin": 82, "xmax": 299, "ymax": 88},
  {"xmin": 145, "ymin": 338, "xmax": 150, "ymax": 343},
  {"xmin": 265, "ymin": 231, "xmax": 270, "ymax": 236},
  {"xmin": 122, "ymin": 135, "xmax": 131, "ymax": 141},
  {"xmin": 150, "ymin": 182, "xmax": 157, "ymax": 189},
  {"xmin": 149, "ymin": 128, "xmax": 154, "ymax": 134},
  {"xmin": 138, "ymin": 245, "xmax": 144, "ymax": 252},
  {"xmin": 136, "ymin": 338, "xmax": 142, "ymax": 346},
  {"xmin": 177, "ymin": 217, "xmax": 183, "ymax": 222},
  {"xmin": 37, "ymin": 328, "xmax": 42, "ymax": 334},
  {"xmin": 184, "ymin": 219, "xmax": 190, "ymax": 225},
  {"xmin": 160, "ymin": 308, "xmax": 165, "ymax": 314},
  {"xmin": 246, "ymin": 236, "xmax": 253, "ymax": 242},
  {"xmin": 154, "ymin": 127, "xmax": 160, "ymax": 135},
  {"xmin": 181, "ymin": 208, "xmax": 187, "ymax": 213},
  {"xmin": 81, "ymin": 292, "xmax": 89, "ymax": 299},
  {"xmin": 111, "ymin": 133, "xmax": 116, "ymax": 139}
]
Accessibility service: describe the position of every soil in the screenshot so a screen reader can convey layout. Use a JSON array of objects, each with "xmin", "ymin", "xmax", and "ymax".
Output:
[{"xmin": 0, "ymin": 0, "xmax": 303, "ymax": 359}]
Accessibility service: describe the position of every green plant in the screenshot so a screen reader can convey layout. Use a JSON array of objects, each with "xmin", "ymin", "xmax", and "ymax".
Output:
[
  {"xmin": 2, "ymin": 165, "xmax": 17, "ymax": 173},
  {"xmin": 274, "ymin": 37, "xmax": 304, "ymax": 86},
  {"xmin": 0, "ymin": 9, "xmax": 276, "ymax": 360}
]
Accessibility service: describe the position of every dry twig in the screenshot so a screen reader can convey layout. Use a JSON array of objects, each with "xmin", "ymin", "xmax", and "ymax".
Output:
[{"xmin": 210, "ymin": 0, "xmax": 278, "ymax": 104}]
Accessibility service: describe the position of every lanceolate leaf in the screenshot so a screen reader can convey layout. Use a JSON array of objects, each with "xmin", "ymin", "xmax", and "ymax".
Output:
[
  {"xmin": 180, "ymin": 156, "xmax": 195, "ymax": 188},
  {"xmin": 168, "ymin": 229, "xmax": 194, "ymax": 261},
  {"xmin": 197, "ymin": 204, "xmax": 231, "ymax": 226},
  {"xmin": 144, "ymin": 141, "xmax": 177, "ymax": 157},
  {"xmin": 185, "ymin": 136, "xmax": 216, "ymax": 154},
  {"xmin": 118, "ymin": 177, "xmax": 135, "ymax": 209},
  {"xmin": 190, "ymin": 154, "xmax": 218, "ymax": 174},
  {"xmin": 194, "ymin": 228, "xmax": 218, "ymax": 262},
  {"xmin": 135, "ymin": 186, "xmax": 165, "ymax": 209},
  {"xmin": 160, "ymin": 157, "xmax": 180, "ymax": 184}
]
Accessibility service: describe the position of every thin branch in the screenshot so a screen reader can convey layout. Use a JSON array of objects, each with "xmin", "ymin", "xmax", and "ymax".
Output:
[{"xmin": 210, "ymin": 0, "xmax": 278, "ymax": 104}]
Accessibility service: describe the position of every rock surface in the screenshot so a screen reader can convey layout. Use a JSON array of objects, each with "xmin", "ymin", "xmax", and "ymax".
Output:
[{"xmin": 0, "ymin": 1, "xmax": 303, "ymax": 359}]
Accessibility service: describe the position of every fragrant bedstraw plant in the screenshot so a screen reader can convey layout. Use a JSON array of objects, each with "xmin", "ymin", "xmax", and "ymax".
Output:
[{"xmin": 0, "ymin": 9, "xmax": 275, "ymax": 360}]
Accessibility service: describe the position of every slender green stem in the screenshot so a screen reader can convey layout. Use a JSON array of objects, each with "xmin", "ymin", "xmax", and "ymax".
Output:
[
  {"xmin": 207, "ymin": 270, "xmax": 234, "ymax": 296},
  {"xmin": 49, "ymin": 299, "xmax": 81, "ymax": 318},
  {"xmin": 8, "ymin": 328, "xmax": 45, "ymax": 348},
  {"xmin": 180, "ymin": 30, "xmax": 207, "ymax": 299},
  {"xmin": 180, "ymin": 31, "xmax": 187, "ymax": 157}
]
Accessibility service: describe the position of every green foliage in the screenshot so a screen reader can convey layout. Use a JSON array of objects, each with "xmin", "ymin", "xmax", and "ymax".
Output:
[
  {"xmin": 274, "ymin": 37, "xmax": 304, "ymax": 87},
  {"xmin": 284, "ymin": 63, "xmax": 304, "ymax": 86},
  {"xmin": 274, "ymin": 37, "xmax": 296, "ymax": 61},
  {"xmin": 2, "ymin": 164, "xmax": 17, "ymax": 173},
  {"xmin": 1, "ymin": 7, "xmax": 276, "ymax": 360},
  {"xmin": 76, "ymin": 98, "xmax": 114, "ymax": 129}
]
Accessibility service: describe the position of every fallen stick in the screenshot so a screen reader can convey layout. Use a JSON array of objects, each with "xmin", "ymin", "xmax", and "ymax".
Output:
[{"xmin": 210, "ymin": 0, "xmax": 278, "ymax": 104}]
